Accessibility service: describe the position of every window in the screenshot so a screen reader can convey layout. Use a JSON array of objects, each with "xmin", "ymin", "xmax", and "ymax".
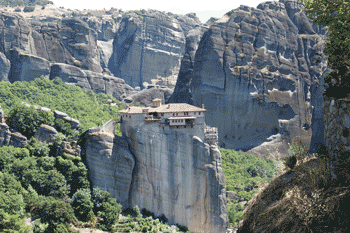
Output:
[
  {"xmin": 176, "ymin": 113, "xmax": 178, "ymax": 116},
  {"xmin": 194, "ymin": 112, "xmax": 196, "ymax": 115},
  {"xmin": 199, "ymin": 112, "xmax": 201, "ymax": 115},
  {"xmin": 129, "ymin": 116, "xmax": 131, "ymax": 118},
  {"xmin": 161, "ymin": 113, "xmax": 164, "ymax": 116},
  {"xmin": 173, "ymin": 113, "xmax": 175, "ymax": 116}
]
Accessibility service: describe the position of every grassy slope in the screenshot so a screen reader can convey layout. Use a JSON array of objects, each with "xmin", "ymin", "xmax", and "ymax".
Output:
[{"xmin": 0, "ymin": 77, "xmax": 125, "ymax": 133}]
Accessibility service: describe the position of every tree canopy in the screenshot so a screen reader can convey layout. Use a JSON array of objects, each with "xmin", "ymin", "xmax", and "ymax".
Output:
[{"xmin": 300, "ymin": 0, "xmax": 350, "ymax": 98}]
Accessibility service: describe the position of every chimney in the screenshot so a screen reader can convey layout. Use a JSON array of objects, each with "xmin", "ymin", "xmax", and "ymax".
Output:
[{"xmin": 202, "ymin": 103, "xmax": 205, "ymax": 109}]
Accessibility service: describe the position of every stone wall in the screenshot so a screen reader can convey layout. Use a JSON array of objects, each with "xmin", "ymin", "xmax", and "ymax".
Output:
[{"xmin": 323, "ymin": 96, "xmax": 350, "ymax": 166}]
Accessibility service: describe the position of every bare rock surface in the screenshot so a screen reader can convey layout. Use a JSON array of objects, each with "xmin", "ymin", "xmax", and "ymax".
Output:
[
  {"xmin": 82, "ymin": 129, "xmax": 135, "ymax": 209},
  {"xmin": 34, "ymin": 124, "xmax": 58, "ymax": 143},
  {"xmin": 9, "ymin": 132, "xmax": 28, "ymax": 148},
  {"xmin": 83, "ymin": 119, "xmax": 228, "ymax": 232},
  {"xmin": 124, "ymin": 87, "xmax": 173, "ymax": 106},
  {"xmin": 171, "ymin": 0, "xmax": 327, "ymax": 157},
  {"xmin": 0, "ymin": 123, "xmax": 11, "ymax": 146},
  {"xmin": 108, "ymin": 10, "xmax": 194, "ymax": 88},
  {"xmin": 9, "ymin": 50, "xmax": 51, "ymax": 82},
  {"xmin": 0, "ymin": 52, "xmax": 10, "ymax": 81}
]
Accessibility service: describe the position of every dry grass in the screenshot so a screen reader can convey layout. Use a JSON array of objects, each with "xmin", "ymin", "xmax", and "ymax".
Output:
[{"xmin": 237, "ymin": 154, "xmax": 350, "ymax": 233}]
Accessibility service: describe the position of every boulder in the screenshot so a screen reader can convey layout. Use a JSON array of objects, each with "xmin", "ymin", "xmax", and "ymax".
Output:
[
  {"xmin": 9, "ymin": 50, "xmax": 51, "ymax": 82},
  {"xmin": 226, "ymin": 191, "xmax": 238, "ymax": 201},
  {"xmin": 0, "ymin": 123, "xmax": 11, "ymax": 146},
  {"xmin": 63, "ymin": 116, "xmax": 80, "ymax": 129},
  {"xmin": 53, "ymin": 110, "xmax": 68, "ymax": 119},
  {"xmin": 34, "ymin": 124, "xmax": 58, "ymax": 143},
  {"xmin": 9, "ymin": 132, "xmax": 28, "ymax": 148},
  {"xmin": 0, "ymin": 52, "xmax": 10, "ymax": 81}
]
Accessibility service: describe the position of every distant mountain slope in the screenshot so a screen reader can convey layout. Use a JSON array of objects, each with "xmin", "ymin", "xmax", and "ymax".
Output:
[{"xmin": 0, "ymin": 0, "xmax": 52, "ymax": 7}]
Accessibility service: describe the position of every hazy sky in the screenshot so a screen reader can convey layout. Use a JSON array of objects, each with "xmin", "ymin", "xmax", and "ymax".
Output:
[{"xmin": 52, "ymin": 0, "xmax": 271, "ymax": 23}]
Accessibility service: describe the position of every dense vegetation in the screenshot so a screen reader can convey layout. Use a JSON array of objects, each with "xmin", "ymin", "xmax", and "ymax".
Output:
[
  {"xmin": 219, "ymin": 147, "xmax": 280, "ymax": 227},
  {"xmin": 0, "ymin": 77, "xmax": 124, "ymax": 134},
  {"xmin": 0, "ymin": 0, "xmax": 53, "ymax": 7},
  {"xmin": 300, "ymin": 0, "xmax": 350, "ymax": 98},
  {"xmin": 0, "ymin": 77, "xmax": 193, "ymax": 232}
]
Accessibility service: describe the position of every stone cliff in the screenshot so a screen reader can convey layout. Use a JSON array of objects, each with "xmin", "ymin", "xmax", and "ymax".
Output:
[
  {"xmin": 170, "ymin": 0, "xmax": 327, "ymax": 157},
  {"xmin": 82, "ymin": 120, "xmax": 228, "ymax": 232},
  {"xmin": 0, "ymin": 7, "xmax": 202, "ymax": 100},
  {"xmin": 107, "ymin": 10, "xmax": 200, "ymax": 88}
]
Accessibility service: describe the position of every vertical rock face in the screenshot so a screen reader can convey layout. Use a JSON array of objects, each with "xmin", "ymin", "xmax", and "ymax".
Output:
[
  {"xmin": 82, "ymin": 130, "xmax": 135, "ymax": 209},
  {"xmin": 0, "ymin": 123, "xmax": 11, "ymax": 146},
  {"xmin": 168, "ymin": 25, "xmax": 209, "ymax": 104},
  {"xmin": 125, "ymin": 125, "xmax": 227, "ymax": 233},
  {"xmin": 108, "ymin": 10, "xmax": 198, "ymax": 88},
  {"xmin": 0, "ymin": 52, "xmax": 10, "ymax": 81},
  {"xmin": 9, "ymin": 50, "xmax": 51, "ymax": 82},
  {"xmin": 171, "ymin": 0, "xmax": 327, "ymax": 157},
  {"xmin": 83, "ymin": 119, "xmax": 228, "ymax": 232}
]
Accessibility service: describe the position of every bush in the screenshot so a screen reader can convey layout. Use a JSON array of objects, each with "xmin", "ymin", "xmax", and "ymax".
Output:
[
  {"xmin": 71, "ymin": 189, "xmax": 93, "ymax": 221},
  {"xmin": 158, "ymin": 214, "xmax": 168, "ymax": 223},
  {"xmin": 14, "ymin": 7, "xmax": 21, "ymax": 12},
  {"xmin": 283, "ymin": 155, "xmax": 297, "ymax": 170},
  {"xmin": 54, "ymin": 118, "xmax": 73, "ymax": 136},
  {"xmin": 23, "ymin": 6, "xmax": 35, "ymax": 12},
  {"xmin": 26, "ymin": 138, "xmax": 51, "ymax": 157},
  {"xmin": 8, "ymin": 104, "xmax": 54, "ymax": 138}
]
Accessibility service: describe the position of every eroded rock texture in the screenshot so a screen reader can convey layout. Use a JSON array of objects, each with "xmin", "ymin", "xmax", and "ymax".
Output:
[
  {"xmin": 108, "ymin": 10, "xmax": 200, "ymax": 88},
  {"xmin": 83, "ymin": 120, "xmax": 228, "ymax": 232},
  {"xmin": 82, "ymin": 130, "xmax": 135, "ymax": 209},
  {"xmin": 170, "ymin": 0, "xmax": 327, "ymax": 157}
]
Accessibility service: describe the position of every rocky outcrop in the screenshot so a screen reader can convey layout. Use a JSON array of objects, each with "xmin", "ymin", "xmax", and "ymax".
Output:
[
  {"xmin": 173, "ymin": 12, "xmax": 201, "ymax": 36},
  {"xmin": 170, "ymin": 0, "xmax": 327, "ymax": 157},
  {"xmin": 124, "ymin": 86, "xmax": 173, "ymax": 106},
  {"xmin": 0, "ymin": 123, "xmax": 11, "ymax": 146},
  {"xmin": 108, "ymin": 10, "xmax": 194, "ymax": 88},
  {"xmin": 34, "ymin": 124, "xmax": 58, "ymax": 143},
  {"xmin": 168, "ymin": 25, "xmax": 208, "ymax": 104},
  {"xmin": 0, "ymin": 52, "xmax": 10, "ymax": 82},
  {"xmin": 83, "ymin": 119, "xmax": 228, "ymax": 232},
  {"xmin": 9, "ymin": 50, "xmax": 51, "ymax": 82},
  {"xmin": 9, "ymin": 132, "xmax": 28, "ymax": 148},
  {"xmin": 63, "ymin": 117, "xmax": 80, "ymax": 129},
  {"xmin": 50, "ymin": 63, "xmax": 91, "ymax": 89},
  {"xmin": 82, "ymin": 127, "xmax": 135, "ymax": 209}
]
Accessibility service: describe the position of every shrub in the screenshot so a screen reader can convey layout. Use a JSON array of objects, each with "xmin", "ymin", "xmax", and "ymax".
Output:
[
  {"xmin": 14, "ymin": 8, "xmax": 21, "ymax": 12},
  {"xmin": 23, "ymin": 6, "xmax": 35, "ymax": 12},
  {"xmin": 283, "ymin": 155, "xmax": 297, "ymax": 170},
  {"xmin": 8, "ymin": 104, "xmax": 54, "ymax": 138},
  {"xmin": 54, "ymin": 118, "xmax": 72, "ymax": 136},
  {"xmin": 71, "ymin": 189, "xmax": 93, "ymax": 221},
  {"xmin": 158, "ymin": 214, "xmax": 168, "ymax": 223}
]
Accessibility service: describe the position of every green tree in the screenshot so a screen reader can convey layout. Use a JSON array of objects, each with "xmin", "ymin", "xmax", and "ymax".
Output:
[
  {"xmin": 300, "ymin": 0, "xmax": 350, "ymax": 98},
  {"xmin": 71, "ymin": 188, "xmax": 93, "ymax": 221},
  {"xmin": 8, "ymin": 104, "xmax": 54, "ymax": 138}
]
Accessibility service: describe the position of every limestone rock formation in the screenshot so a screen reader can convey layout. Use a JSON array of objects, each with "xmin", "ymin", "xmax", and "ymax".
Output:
[
  {"xmin": 53, "ymin": 110, "xmax": 69, "ymax": 119},
  {"xmin": 34, "ymin": 124, "xmax": 58, "ymax": 143},
  {"xmin": 9, "ymin": 50, "xmax": 51, "ymax": 82},
  {"xmin": 108, "ymin": 10, "xmax": 192, "ymax": 88},
  {"xmin": 170, "ymin": 0, "xmax": 327, "ymax": 157},
  {"xmin": 9, "ymin": 132, "xmax": 28, "ymax": 148},
  {"xmin": 0, "ymin": 52, "xmax": 10, "ymax": 82},
  {"xmin": 124, "ymin": 87, "xmax": 173, "ymax": 106},
  {"xmin": 173, "ymin": 12, "xmax": 201, "ymax": 36},
  {"xmin": 0, "ymin": 106, "xmax": 3, "ymax": 123},
  {"xmin": 82, "ymin": 128, "xmax": 135, "ymax": 209},
  {"xmin": 63, "ymin": 117, "xmax": 80, "ymax": 130},
  {"xmin": 0, "ymin": 123, "xmax": 11, "ymax": 146},
  {"xmin": 168, "ymin": 25, "xmax": 208, "ymax": 104},
  {"xmin": 97, "ymin": 40, "xmax": 113, "ymax": 69},
  {"xmin": 83, "ymin": 119, "xmax": 228, "ymax": 232}
]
